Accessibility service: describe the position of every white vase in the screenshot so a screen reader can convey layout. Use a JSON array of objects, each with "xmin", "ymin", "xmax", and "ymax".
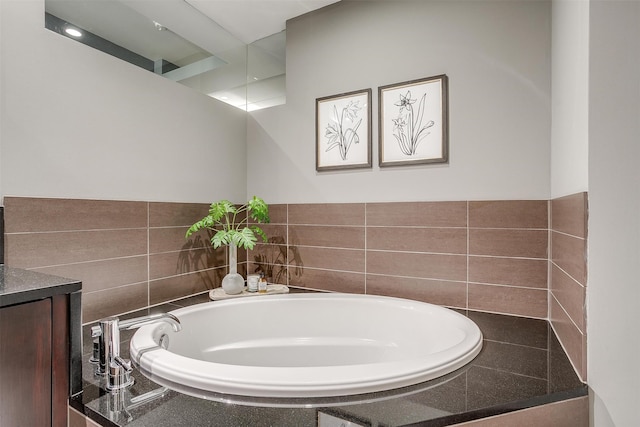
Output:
[{"xmin": 221, "ymin": 243, "xmax": 244, "ymax": 295}]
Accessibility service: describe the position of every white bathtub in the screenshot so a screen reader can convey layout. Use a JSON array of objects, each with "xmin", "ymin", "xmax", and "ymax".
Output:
[{"xmin": 130, "ymin": 293, "xmax": 482, "ymax": 399}]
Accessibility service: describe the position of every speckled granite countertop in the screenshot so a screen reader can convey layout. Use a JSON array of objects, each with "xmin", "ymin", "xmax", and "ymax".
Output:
[
  {"xmin": 0, "ymin": 265, "xmax": 82, "ymax": 307},
  {"xmin": 72, "ymin": 292, "xmax": 587, "ymax": 427}
]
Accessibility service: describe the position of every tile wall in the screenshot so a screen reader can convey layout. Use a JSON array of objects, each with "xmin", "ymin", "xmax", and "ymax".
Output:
[
  {"xmin": 549, "ymin": 192, "xmax": 588, "ymax": 381},
  {"xmin": 248, "ymin": 200, "xmax": 549, "ymax": 318},
  {"xmin": 2, "ymin": 197, "xmax": 221, "ymax": 323},
  {"xmin": 3, "ymin": 195, "xmax": 587, "ymax": 384}
]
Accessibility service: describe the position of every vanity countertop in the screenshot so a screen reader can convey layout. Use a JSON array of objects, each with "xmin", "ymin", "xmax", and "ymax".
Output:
[
  {"xmin": 72, "ymin": 292, "xmax": 587, "ymax": 427},
  {"xmin": 0, "ymin": 265, "xmax": 82, "ymax": 307}
]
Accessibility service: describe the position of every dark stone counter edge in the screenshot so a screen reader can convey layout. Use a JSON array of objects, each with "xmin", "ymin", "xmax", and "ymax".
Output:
[
  {"xmin": 0, "ymin": 280, "xmax": 82, "ymax": 308},
  {"xmin": 69, "ymin": 370, "xmax": 588, "ymax": 427},
  {"xmin": 402, "ymin": 387, "xmax": 589, "ymax": 427}
]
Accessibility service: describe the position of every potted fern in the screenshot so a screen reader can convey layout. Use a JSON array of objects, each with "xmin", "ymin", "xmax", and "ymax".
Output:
[{"xmin": 185, "ymin": 196, "xmax": 270, "ymax": 294}]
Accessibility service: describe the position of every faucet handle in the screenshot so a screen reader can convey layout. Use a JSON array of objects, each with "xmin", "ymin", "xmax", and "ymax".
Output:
[
  {"xmin": 107, "ymin": 356, "xmax": 134, "ymax": 391},
  {"xmin": 113, "ymin": 356, "xmax": 133, "ymax": 373},
  {"xmin": 89, "ymin": 325, "xmax": 103, "ymax": 364}
]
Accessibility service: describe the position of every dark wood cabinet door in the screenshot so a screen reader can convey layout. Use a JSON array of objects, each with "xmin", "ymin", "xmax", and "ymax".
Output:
[{"xmin": 0, "ymin": 298, "xmax": 52, "ymax": 427}]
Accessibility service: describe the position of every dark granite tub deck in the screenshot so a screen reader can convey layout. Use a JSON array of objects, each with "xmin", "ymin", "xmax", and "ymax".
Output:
[{"xmin": 72, "ymin": 291, "xmax": 587, "ymax": 427}]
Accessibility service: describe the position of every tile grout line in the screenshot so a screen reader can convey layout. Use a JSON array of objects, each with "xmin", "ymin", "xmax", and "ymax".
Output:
[
  {"xmin": 286, "ymin": 204, "xmax": 290, "ymax": 288},
  {"xmin": 549, "ymin": 261, "xmax": 587, "ymax": 288},
  {"xmin": 550, "ymin": 289, "xmax": 585, "ymax": 335},
  {"xmin": 466, "ymin": 201, "xmax": 470, "ymax": 311},
  {"xmin": 547, "ymin": 199, "xmax": 552, "ymax": 391},
  {"xmin": 548, "ymin": 199, "xmax": 552, "ymax": 323},
  {"xmin": 5, "ymin": 226, "xmax": 149, "ymax": 235},
  {"xmin": 550, "ymin": 228, "xmax": 587, "ymax": 241},
  {"xmin": 364, "ymin": 203, "xmax": 367, "ymax": 295},
  {"xmin": 548, "ymin": 294, "xmax": 586, "ymax": 381},
  {"xmin": 147, "ymin": 202, "xmax": 150, "ymax": 310}
]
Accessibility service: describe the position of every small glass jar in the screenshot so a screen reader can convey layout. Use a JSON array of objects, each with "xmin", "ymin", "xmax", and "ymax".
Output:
[
  {"xmin": 247, "ymin": 274, "xmax": 260, "ymax": 293},
  {"xmin": 258, "ymin": 273, "xmax": 268, "ymax": 294}
]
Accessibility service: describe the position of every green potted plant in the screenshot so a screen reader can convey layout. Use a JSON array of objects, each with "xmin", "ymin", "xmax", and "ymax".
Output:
[{"xmin": 185, "ymin": 196, "xmax": 270, "ymax": 294}]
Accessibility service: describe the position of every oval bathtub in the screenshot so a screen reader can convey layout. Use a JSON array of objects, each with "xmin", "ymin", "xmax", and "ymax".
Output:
[{"xmin": 130, "ymin": 293, "xmax": 482, "ymax": 399}]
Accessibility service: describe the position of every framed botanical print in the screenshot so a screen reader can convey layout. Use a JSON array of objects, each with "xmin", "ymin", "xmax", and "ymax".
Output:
[
  {"xmin": 316, "ymin": 89, "xmax": 372, "ymax": 171},
  {"xmin": 378, "ymin": 75, "xmax": 448, "ymax": 167}
]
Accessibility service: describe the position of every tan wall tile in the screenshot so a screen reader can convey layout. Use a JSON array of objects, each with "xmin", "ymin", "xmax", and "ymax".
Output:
[
  {"xmin": 366, "ymin": 251, "xmax": 467, "ymax": 281},
  {"xmin": 550, "ymin": 296, "xmax": 586, "ymax": 381},
  {"xmin": 469, "ymin": 256, "xmax": 547, "ymax": 288},
  {"xmin": 149, "ymin": 268, "xmax": 224, "ymax": 306},
  {"xmin": 247, "ymin": 243, "xmax": 288, "ymax": 269},
  {"xmin": 149, "ymin": 202, "xmax": 209, "ymax": 227},
  {"xmin": 149, "ymin": 247, "xmax": 225, "ymax": 280},
  {"xmin": 236, "ymin": 246, "xmax": 248, "ymax": 264},
  {"xmin": 366, "ymin": 275, "xmax": 466, "ymax": 308},
  {"xmin": 150, "ymin": 227, "xmax": 212, "ymax": 254},
  {"xmin": 82, "ymin": 282, "xmax": 149, "ymax": 324},
  {"xmin": 551, "ymin": 231, "xmax": 586, "ymax": 285},
  {"xmin": 550, "ymin": 192, "xmax": 588, "ymax": 380},
  {"xmin": 255, "ymin": 224, "xmax": 287, "ymax": 244},
  {"xmin": 288, "ymin": 225, "xmax": 365, "ymax": 249},
  {"xmin": 551, "ymin": 193, "xmax": 587, "ymax": 238},
  {"xmin": 32, "ymin": 256, "xmax": 148, "ymax": 293},
  {"xmin": 3, "ymin": 197, "xmax": 147, "ymax": 233},
  {"xmin": 246, "ymin": 262, "xmax": 289, "ymax": 285},
  {"xmin": 288, "ymin": 203, "xmax": 365, "ymax": 225},
  {"xmin": 287, "ymin": 246, "xmax": 365, "ymax": 273},
  {"xmin": 289, "ymin": 268, "xmax": 365, "ymax": 293},
  {"xmin": 255, "ymin": 203, "xmax": 287, "ymax": 224},
  {"xmin": 469, "ymin": 229, "xmax": 548, "ymax": 258},
  {"xmin": 469, "ymin": 200, "xmax": 548, "ymax": 229},
  {"xmin": 550, "ymin": 264, "xmax": 585, "ymax": 333},
  {"xmin": 366, "ymin": 201, "xmax": 467, "ymax": 227},
  {"xmin": 367, "ymin": 227, "xmax": 467, "ymax": 254},
  {"xmin": 6, "ymin": 229, "xmax": 147, "ymax": 269},
  {"xmin": 468, "ymin": 283, "xmax": 547, "ymax": 318}
]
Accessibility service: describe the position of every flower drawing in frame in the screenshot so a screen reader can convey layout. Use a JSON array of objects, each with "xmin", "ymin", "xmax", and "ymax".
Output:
[
  {"xmin": 378, "ymin": 75, "xmax": 448, "ymax": 167},
  {"xmin": 316, "ymin": 89, "xmax": 372, "ymax": 171}
]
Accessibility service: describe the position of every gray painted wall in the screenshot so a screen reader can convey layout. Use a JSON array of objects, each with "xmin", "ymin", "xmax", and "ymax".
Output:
[
  {"xmin": 247, "ymin": 0, "xmax": 552, "ymax": 203},
  {"xmin": 587, "ymin": 2, "xmax": 640, "ymax": 426},
  {"xmin": 550, "ymin": 0, "xmax": 589, "ymax": 198}
]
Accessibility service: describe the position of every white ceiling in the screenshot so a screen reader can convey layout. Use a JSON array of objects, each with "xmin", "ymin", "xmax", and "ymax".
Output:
[{"xmin": 186, "ymin": 0, "xmax": 340, "ymax": 44}]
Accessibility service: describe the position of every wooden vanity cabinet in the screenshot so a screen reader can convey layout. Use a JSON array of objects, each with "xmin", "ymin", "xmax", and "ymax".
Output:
[{"xmin": 0, "ymin": 294, "xmax": 70, "ymax": 427}]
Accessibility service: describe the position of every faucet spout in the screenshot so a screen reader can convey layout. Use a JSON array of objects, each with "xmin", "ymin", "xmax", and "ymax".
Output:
[{"xmin": 119, "ymin": 312, "xmax": 182, "ymax": 332}]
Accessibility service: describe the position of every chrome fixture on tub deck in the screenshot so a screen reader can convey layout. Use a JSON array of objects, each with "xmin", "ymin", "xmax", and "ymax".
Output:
[{"xmin": 91, "ymin": 313, "xmax": 182, "ymax": 392}]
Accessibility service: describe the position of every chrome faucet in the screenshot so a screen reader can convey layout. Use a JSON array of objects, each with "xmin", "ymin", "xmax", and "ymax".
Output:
[{"xmin": 91, "ymin": 312, "xmax": 181, "ymax": 392}]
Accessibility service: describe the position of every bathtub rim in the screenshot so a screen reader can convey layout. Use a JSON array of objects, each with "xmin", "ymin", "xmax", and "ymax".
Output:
[{"xmin": 130, "ymin": 293, "xmax": 483, "ymax": 399}]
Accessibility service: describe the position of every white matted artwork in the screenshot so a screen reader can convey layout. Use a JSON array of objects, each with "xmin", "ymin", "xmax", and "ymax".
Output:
[
  {"xmin": 316, "ymin": 89, "xmax": 372, "ymax": 171},
  {"xmin": 378, "ymin": 75, "xmax": 448, "ymax": 167}
]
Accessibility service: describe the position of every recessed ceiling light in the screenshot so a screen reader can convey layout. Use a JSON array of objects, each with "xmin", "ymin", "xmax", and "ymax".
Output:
[{"xmin": 64, "ymin": 27, "xmax": 82, "ymax": 38}]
